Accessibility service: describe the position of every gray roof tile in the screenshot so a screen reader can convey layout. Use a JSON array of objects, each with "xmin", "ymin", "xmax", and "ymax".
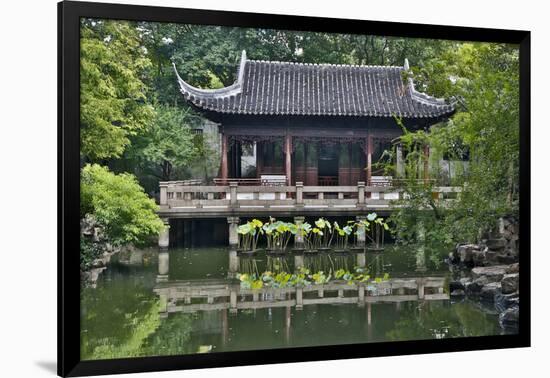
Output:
[{"xmin": 174, "ymin": 51, "xmax": 455, "ymax": 118}]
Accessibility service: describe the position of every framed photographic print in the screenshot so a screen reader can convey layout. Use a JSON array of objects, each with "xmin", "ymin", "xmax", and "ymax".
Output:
[{"xmin": 58, "ymin": 0, "xmax": 530, "ymax": 376}]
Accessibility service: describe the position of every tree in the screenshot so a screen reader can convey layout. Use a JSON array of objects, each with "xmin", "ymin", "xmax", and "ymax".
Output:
[
  {"xmin": 80, "ymin": 164, "xmax": 164, "ymax": 245},
  {"xmin": 129, "ymin": 105, "xmax": 200, "ymax": 181},
  {"xmin": 80, "ymin": 19, "xmax": 155, "ymax": 161},
  {"xmin": 386, "ymin": 43, "xmax": 520, "ymax": 251}
]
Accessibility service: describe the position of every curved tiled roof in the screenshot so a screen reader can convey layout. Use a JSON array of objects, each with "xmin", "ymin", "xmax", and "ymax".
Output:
[{"xmin": 174, "ymin": 50, "xmax": 455, "ymax": 119}]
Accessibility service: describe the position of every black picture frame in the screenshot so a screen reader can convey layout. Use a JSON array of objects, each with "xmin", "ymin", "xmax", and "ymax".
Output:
[{"xmin": 58, "ymin": 1, "xmax": 531, "ymax": 376}]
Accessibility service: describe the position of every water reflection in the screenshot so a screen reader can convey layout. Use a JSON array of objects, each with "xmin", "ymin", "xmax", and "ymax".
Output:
[{"xmin": 80, "ymin": 247, "xmax": 504, "ymax": 361}]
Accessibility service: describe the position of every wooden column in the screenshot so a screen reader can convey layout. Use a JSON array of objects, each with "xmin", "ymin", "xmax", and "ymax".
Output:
[
  {"xmin": 285, "ymin": 134, "xmax": 292, "ymax": 185},
  {"xmin": 423, "ymin": 144, "xmax": 430, "ymax": 183},
  {"xmin": 366, "ymin": 135, "xmax": 373, "ymax": 186},
  {"xmin": 221, "ymin": 133, "xmax": 228, "ymax": 181},
  {"xmin": 256, "ymin": 142, "xmax": 263, "ymax": 178}
]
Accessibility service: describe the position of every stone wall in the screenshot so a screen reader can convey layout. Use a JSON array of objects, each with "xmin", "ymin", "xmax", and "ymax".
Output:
[{"xmin": 448, "ymin": 216, "xmax": 520, "ymax": 330}]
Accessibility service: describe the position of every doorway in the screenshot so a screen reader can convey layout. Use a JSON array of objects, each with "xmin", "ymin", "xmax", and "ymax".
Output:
[{"xmin": 318, "ymin": 144, "xmax": 339, "ymax": 185}]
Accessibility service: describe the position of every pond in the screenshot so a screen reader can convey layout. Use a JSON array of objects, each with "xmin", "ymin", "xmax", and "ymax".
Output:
[{"xmin": 80, "ymin": 246, "xmax": 508, "ymax": 360}]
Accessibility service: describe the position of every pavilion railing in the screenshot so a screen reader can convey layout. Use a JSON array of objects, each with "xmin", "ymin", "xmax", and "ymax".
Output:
[{"xmin": 159, "ymin": 181, "xmax": 461, "ymax": 209}]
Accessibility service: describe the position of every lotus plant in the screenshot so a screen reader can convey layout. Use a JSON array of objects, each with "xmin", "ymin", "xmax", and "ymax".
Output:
[
  {"xmin": 355, "ymin": 212, "xmax": 390, "ymax": 250},
  {"xmin": 237, "ymin": 218, "xmax": 264, "ymax": 252},
  {"xmin": 311, "ymin": 217, "xmax": 333, "ymax": 250},
  {"xmin": 333, "ymin": 221, "xmax": 353, "ymax": 251},
  {"xmin": 236, "ymin": 267, "xmax": 389, "ymax": 289},
  {"xmin": 262, "ymin": 217, "xmax": 297, "ymax": 252}
]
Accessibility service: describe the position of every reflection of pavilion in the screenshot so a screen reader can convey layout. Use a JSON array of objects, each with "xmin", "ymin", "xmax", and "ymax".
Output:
[
  {"xmin": 154, "ymin": 276, "xmax": 448, "ymax": 315},
  {"xmin": 155, "ymin": 248, "xmax": 449, "ymax": 346}
]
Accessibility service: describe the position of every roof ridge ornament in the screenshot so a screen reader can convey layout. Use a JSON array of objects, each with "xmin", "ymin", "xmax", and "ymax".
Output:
[
  {"xmin": 172, "ymin": 51, "xmax": 246, "ymax": 99},
  {"xmin": 237, "ymin": 50, "xmax": 247, "ymax": 84}
]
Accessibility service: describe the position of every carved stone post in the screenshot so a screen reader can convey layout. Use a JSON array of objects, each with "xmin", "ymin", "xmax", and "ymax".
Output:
[
  {"xmin": 229, "ymin": 182, "xmax": 238, "ymax": 207},
  {"xmin": 357, "ymin": 181, "xmax": 365, "ymax": 205},
  {"xmin": 296, "ymin": 181, "xmax": 304, "ymax": 206},
  {"xmin": 227, "ymin": 217, "xmax": 240, "ymax": 248}
]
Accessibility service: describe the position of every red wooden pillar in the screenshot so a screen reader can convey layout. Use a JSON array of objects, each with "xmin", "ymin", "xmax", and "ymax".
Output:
[
  {"xmin": 221, "ymin": 133, "xmax": 228, "ymax": 182},
  {"xmin": 285, "ymin": 134, "xmax": 292, "ymax": 185},
  {"xmin": 366, "ymin": 135, "xmax": 373, "ymax": 186},
  {"xmin": 423, "ymin": 144, "xmax": 430, "ymax": 183}
]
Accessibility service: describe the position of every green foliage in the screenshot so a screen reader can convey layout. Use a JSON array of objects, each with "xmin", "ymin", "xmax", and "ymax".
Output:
[
  {"xmin": 237, "ymin": 218, "xmax": 264, "ymax": 251},
  {"xmin": 80, "ymin": 285, "xmax": 161, "ymax": 360},
  {"xmin": 129, "ymin": 104, "xmax": 200, "ymax": 181},
  {"xmin": 80, "ymin": 19, "xmax": 155, "ymax": 161},
  {"xmin": 384, "ymin": 43, "xmax": 519, "ymax": 258},
  {"xmin": 262, "ymin": 217, "xmax": 296, "ymax": 251},
  {"xmin": 237, "ymin": 266, "xmax": 388, "ymax": 289},
  {"xmin": 80, "ymin": 238, "xmax": 102, "ymax": 271},
  {"xmin": 80, "ymin": 164, "xmax": 164, "ymax": 245}
]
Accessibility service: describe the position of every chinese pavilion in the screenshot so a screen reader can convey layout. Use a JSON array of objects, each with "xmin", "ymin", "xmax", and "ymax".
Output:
[{"xmin": 173, "ymin": 50, "xmax": 455, "ymax": 186}]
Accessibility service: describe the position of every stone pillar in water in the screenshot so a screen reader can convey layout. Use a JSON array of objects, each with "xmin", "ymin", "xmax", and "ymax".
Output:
[
  {"xmin": 158, "ymin": 218, "xmax": 170, "ymax": 249},
  {"xmin": 157, "ymin": 250, "xmax": 169, "ymax": 282},
  {"xmin": 358, "ymin": 285, "xmax": 365, "ymax": 307},
  {"xmin": 228, "ymin": 249, "xmax": 239, "ymax": 277},
  {"xmin": 296, "ymin": 287, "xmax": 303, "ymax": 310},
  {"xmin": 230, "ymin": 286, "xmax": 238, "ymax": 314},
  {"xmin": 227, "ymin": 217, "xmax": 240, "ymax": 248},
  {"xmin": 356, "ymin": 215, "xmax": 367, "ymax": 248},
  {"xmin": 294, "ymin": 216, "xmax": 305, "ymax": 249},
  {"xmin": 356, "ymin": 252, "xmax": 366, "ymax": 268},
  {"xmin": 294, "ymin": 255, "xmax": 304, "ymax": 270}
]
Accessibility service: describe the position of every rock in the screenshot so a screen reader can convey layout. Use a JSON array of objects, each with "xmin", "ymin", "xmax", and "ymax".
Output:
[
  {"xmin": 499, "ymin": 306, "xmax": 519, "ymax": 327},
  {"xmin": 480, "ymin": 282, "xmax": 501, "ymax": 302},
  {"xmin": 497, "ymin": 251, "xmax": 518, "ymax": 264},
  {"xmin": 495, "ymin": 292, "xmax": 519, "ymax": 312},
  {"xmin": 449, "ymin": 280, "xmax": 465, "ymax": 292},
  {"xmin": 465, "ymin": 281, "xmax": 484, "ymax": 296},
  {"xmin": 501, "ymin": 273, "xmax": 519, "ymax": 294},
  {"xmin": 457, "ymin": 244, "xmax": 480, "ymax": 264},
  {"xmin": 472, "ymin": 250, "xmax": 487, "ymax": 266},
  {"xmin": 506, "ymin": 263, "xmax": 519, "ymax": 274},
  {"xmin": 485, "ymin": 250, "xmax": 500, "ymax": 264},
  {"xmin": 486, "ymin": 238, "xmax": 507, "ymax": 250},
  {"xmin": 450, "ymin": 289, "xmax": 465, "ymax": 297},
  {"xmin": 471, "ymin": 266, "xmax": 507, "ymax": 282}
]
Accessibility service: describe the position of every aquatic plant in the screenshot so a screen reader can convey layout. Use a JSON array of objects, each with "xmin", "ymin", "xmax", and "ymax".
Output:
[
  {"xmin": 333, "ymin": 221, "xmax": 353, "ymax": 250},
  {"xmin": 309, "ymin": 217, "xmax": 333, "ymax": 250},
  {"xmin": 266, "ymin": 255, "xmax": 290, "ymax": 273},
  {"xmin": 237, "ymin": 219, "xmax": 264, "ymax": 251},
  {"xmin": 236, "ymin": 266, "xmax": 389, "ymax": 289},
  {"xmin": 355, "ymin": 212, "xmax": 390, "ymax": 250},
  {"xmin": 262, "ymin": 217, "xmax": 297, "ymax": 251}
]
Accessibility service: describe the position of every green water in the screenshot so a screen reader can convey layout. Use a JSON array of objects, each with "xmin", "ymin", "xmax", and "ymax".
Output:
[{"xmin": 80, "ymin": 247, "xmax": 506, "ymax": 360}]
